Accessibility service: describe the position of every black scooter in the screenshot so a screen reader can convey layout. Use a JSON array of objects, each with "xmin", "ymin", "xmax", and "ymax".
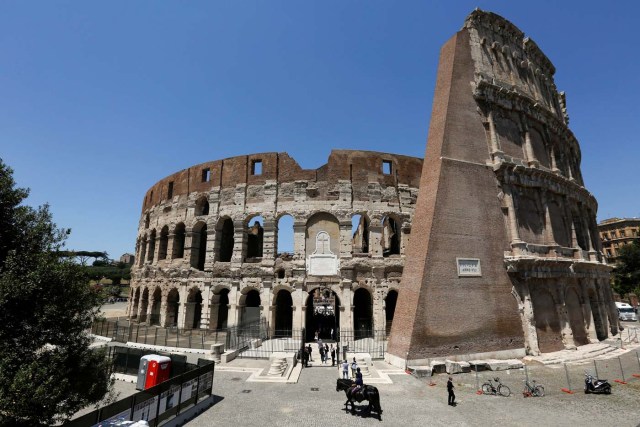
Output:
[{"xmin": 584, "ymin": 373, "xmax": 611, "ymax": 394}]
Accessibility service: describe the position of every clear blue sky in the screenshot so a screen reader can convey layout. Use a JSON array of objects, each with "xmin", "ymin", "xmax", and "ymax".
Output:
[{"xmin": 2, "ymin": 1, "xmax": 639, "ymax": 259}]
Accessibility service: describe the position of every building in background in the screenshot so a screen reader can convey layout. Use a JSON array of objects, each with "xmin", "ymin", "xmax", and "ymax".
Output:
[
  {"xmin": 598, "ymin": 218, "xmax": 640, "ymax": 263},
  {"xmin": 119, "ymin": 253, "xmax": 135, "ymax": 266}
]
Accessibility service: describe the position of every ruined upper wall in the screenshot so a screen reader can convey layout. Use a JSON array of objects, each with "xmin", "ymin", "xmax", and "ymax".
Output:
[{"xmin": 141, "ymin": 150, "xmax": 423, "ymax": 212}]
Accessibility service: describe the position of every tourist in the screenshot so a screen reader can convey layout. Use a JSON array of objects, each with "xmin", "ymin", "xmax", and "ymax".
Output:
[
  {"xmin": 352, "ymin": 367, "xmax": 364, "ymax": 394},
  {"xmin": 351, "ymin": 357, "xmax": 358, "ymax": 379},
  {"xmin": 302, "ymin": 347, "xmax": 309, "ymax": 367},
  {"xmin": 330, "ymin": 345, "xmax": 336, "ymax": 366},
  {"xmin": 307, "ymin": 344, "xmax": 313, "ymax": 361},
  {"xmin": 447, "ymin": 376, "xmax": 456, "ymax": 406},
  {"xmin": 341, "ymin": 359, "xmax": 349, "ymax": 379},
  {"xmin": 319, "ymin": 346, "xmax": 325, "ymax": 364},
  {"xmin": 324, "ymin": 343, "xmax": 329, "ymax": 359}
]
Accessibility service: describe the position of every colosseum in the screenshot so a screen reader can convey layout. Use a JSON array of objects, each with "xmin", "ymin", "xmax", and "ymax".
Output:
[
  {"xmin": 128, "ymin": 150, "xmax": 423, "ymax": 344},
  {"xmin": 128, "ymin": 9, "xmax": 618, "ymax": 364}
]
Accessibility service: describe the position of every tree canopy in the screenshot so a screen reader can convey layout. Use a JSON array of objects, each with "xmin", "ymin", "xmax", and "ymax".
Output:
[
  {"xmin": 0, "ymin": 159, "xmax": 112, "ymax": 425},
  {"xmin": 612, "ymin": 238, "xmax": 640, "ymax": 298}
]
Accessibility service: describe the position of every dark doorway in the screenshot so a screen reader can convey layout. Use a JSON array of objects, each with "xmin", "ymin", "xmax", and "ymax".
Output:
[
  {"xmin": 353, "ymin": 288, "xmax": 373, "ymax": 338},
  {"xmin": 167, "ymin": 288, "xmax": 180, "ymax": 327},
  {"xmin": 219, "ymin": 218, "xmax": 234, "ymax": 262},
  {"xmin": 242, "ymin": 290, "xmax": 261, "ymax": 325},
  {"xmin": 274, "ymin": 290, "xmax": 293, "ymax": 336},
  {"xmin": 216, "ymin": 289, "xmax": 230, "ymax": 330},
  {"xmin": 305, "ymin": 287, "xmax": 340, "ymax": 341},
  {"xmin": 385, "ymin": 290, "xmax": 398, "ymax": 336}
]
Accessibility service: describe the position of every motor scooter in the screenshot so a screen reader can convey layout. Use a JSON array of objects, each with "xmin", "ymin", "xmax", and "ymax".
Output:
[{"xmin": 584, "ymin": 373, "xmax": 611, "ymax": 394}]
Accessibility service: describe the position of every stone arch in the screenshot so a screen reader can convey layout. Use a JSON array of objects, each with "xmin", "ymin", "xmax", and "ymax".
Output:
[
  {"xmin": 548, "ymin": 199, "xmax": 570, "ymax": 247},
  {"xmin": 131, "ymin": 287, "xmax": 141, "ymax": 319},
  {"xmin": 190, "ymin": 221, "xmax": 207, "ymax": 271},
  {"xmin": 495, "ymin": 114, "xmax": 525, "ymax": 160},
  {"xmin": 515, "ymin": 191, "xmax": 545, "ymax": 245},
  {"xmin": 531, "ymin": 288, "xmax": 563, "ymax": 352},
  {"xmin": 351, "ymin": 213, "xmax": 370, "ymax": 254},
  {"xmin": 195, "ymin": 195, "xmax": 210, "ymax": 216},
  {"xmin": 385, "ymin": 289, "xmax": 399, "ymax": 336},
  {"xmin": 139, "ymin": 287, "xmax": 150, "ymax": 322},
  {"xmin": 305, "ymin": 286, "xmax": 340, "ymax": 341},
  {"xmin": 240, "ymin": 288, "xmax": 261, "ymax": 325},
  {"xmin": 166, "ymin": 288, "xmax": 180, "ymax": 327},
  {"xmin": 210, "ymin": 286, "xmax": 231, "ymax": 330},
  {"xmin": 587, "ymin": 287, "xmax": 607, "ymax": 341},
  {"xmin": 353, "ymin": 287, "xmax": 373, "ymax": 338},
  {"xmin": 245, "ymin": 215, "xmax": 264, "ymax": 260},
  {"xmin": 276, "ymin": 213, "xmax": 294, "ymax": 256},
  {"xmin": 565, "ymin": 287, "xmax": 588, "ymax": 346},
  {"xmin": 381, "ymin": 214, "xmax": 401, "ymax": 257},
  {"xmin": 216, "ymin": 217, "xmax": 234, "ymax": 262},
  {"xmin": 144, "ymin": 213, "xmax": 150, "ymax": 229},
  {"xmin": 273, "ymin": 289, "xmax": 293, "ymax": 336},
  {"xmin": 185, "ymin": 287, "xmax": 203, "ymax": 329},
  {"xmin": 529, "ymin": 127, "xmax": 550, "ymax": 168},
  {"xmin": 172, "ymin": 223, "xmax": 186, "ymax": 259},
  {"xmin": 149, "ymin": 287, "xmax": 162, "ymax": 325},
  {"xmin": 147, "ymin": 229, "xmax": 157, "ymax": 263},
  {"xmin": 305, "ymin": 212, "xmax": 340, "ymax": 258},
  {"xmin": 158, "ymin": 226, "xmax": 169, "ymax": 261},
  {"xmin": 138, "ymin": 235, "xmax": 147, "ymax": 267}
]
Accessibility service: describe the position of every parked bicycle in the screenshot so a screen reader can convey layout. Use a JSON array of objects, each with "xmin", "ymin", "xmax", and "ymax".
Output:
[
  {"xmin": 481, "ymin": 377, "xmax": 511, "ymax": 397},
  {"xmin": 522, "ymin": 379, "xmax": 544, "ymax": 397}
]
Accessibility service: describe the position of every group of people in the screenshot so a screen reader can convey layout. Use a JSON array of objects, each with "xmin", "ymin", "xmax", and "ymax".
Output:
[{"xmin": 300, "ymin": 339, "xmax": 337, "ymax": 368}]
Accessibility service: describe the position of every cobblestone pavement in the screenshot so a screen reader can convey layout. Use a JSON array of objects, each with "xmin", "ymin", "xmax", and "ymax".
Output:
[{"xmin": 186, "ymin": 350, "xmax": 640, "ymax": 427}]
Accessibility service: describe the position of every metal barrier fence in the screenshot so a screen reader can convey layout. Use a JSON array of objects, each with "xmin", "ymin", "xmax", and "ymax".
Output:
[
  {"xmin": 107, "ymin": 346, "xmax": 191, "ymax": 377},
  {"xmin": 236, "ymin": 327, "xmax": 306, "ymax": 359},
  {"xmin": 338, "ymin": 329, "xmax": 387, "ymax": 359},
  {"xmin": 91, "ymin": 318, "xmax": 227, "ymax": 350},
  {"xmin": 66, "ymin": 360, "xmax": 215, "ymax": 427}
]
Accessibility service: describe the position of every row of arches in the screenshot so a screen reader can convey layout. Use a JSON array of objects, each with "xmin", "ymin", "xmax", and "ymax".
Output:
[
  {"xmin": 136, "ymin": 211, "xmax": 405, "ymax": 270},
  {"xmin": 129, "ymin": 284, "xmax": 399, "ymax": 339}
]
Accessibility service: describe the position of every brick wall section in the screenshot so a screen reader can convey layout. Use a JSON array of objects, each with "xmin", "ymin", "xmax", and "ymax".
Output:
[{"xmin": 388, "ymin": 26, "xmax": 523, "ymax": 361}]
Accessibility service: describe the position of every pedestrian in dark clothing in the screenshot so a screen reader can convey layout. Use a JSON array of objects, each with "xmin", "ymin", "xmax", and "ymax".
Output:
[
  {"xmin": 320, "ymin": 346, "xmax": 326, "ymax": 364},
  {"xmin": 303, "ymin": 348, "xmax": 309, "ymax": 367},
  {"xmin": 330, "ymin": 345, "xmax": 336, "ymax": 366},
  {"xmin": 307, "ymin": 344, "xmax": 313, "ymax": 361},
  {"xmin": 447, "ymin": 377, "xmax": 456, "ymax": 406}
]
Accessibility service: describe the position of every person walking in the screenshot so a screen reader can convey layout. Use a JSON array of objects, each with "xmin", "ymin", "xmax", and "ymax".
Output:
[
  {"xmin": 341, "ymin": 360, "xmax": 349, "ymax": 379},
  {"xmin": 307, "ymin": 344, "xmax": 313, "ymax": 362},
  {"xmin": 350, "ymin": 358, "xmax": 358, "ymax": 379},
  {"xmin": 447, "ymin": 376, "xmax": 456, "ymax": 406},
  {"xmin": 330, "ymin": 345, "xmax": 336, "ymax": 366},
  {"xmin": 319, "ymin": 346, "xmax": 326, "ymax": 364}
]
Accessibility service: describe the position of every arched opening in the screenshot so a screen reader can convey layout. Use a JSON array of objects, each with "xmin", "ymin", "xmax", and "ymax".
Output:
[
  {"xmin": 138, "ymin": 236, "xmax": 147, "ymax": 267},
  {"xmin": 566, "ymin": 288, "xmax": 589, "ymax": 346},
  {"xmin": 131, "ymin": 287, "xmax": 141, "ymax": 319},
  {"xmin": 211, "ymin": 288, "xmax": 230, "ymax": 330},
  {"xmin": 382, "ymin": 216, "xmax": 400, "ymax": 257},
  {"xmin": 144, "ymin": 213, "xmax": 150, "ymax": 229},
  {"xmin": 353, "ymin": 288, "xmax": 373, "ymax": 338},
  {"xmin": 274, "ymin": 290, "xmax": 293, "ymax": 337},
  {"xmin": 150, "ymin": 287, "xmax": 162, "ymax": 325},
  {"xmin": 190, "ymin": 222, "xmax": 207, "ymax": 271},
  {"xmin": 195, "ymin": 196, "xmax": 210, "ymax": 216},
  {"xmin": 276, "ymin": 268, "xmax": 285, "ymax": 279},
  {"xmin": 172, "ymin": 223, "xmax": 185, "ymax": 259},
  {"xmin": 277, "ymin": 214, "xmax": 294, "ymax": 256},
  {"xmin": 385, "ymin": 290, "xmax": 398, "ymax": 336},
  {"xmin": 147, "ymin": 230, "xmax": 157, "ymax": 263},
  {"xmin": 531, "ymin": 290, "xmax": 563, "ymax": 352},
  {"xmin": 305, "ymin": 287, "xmax": 340, "ymax": 341},
  {"xmin": 245, "ymin": 215, "xmax": 264, "ymax": 260},
  {"xmin": 158, "ymin": 226, "xmax": 169, "ymax": 261},
  {"xmin": 352, "ymin": 214, "xmax": 370, "ymax": 254},
  {"xmin": 305, "ymin": 213, "xmax": 340, "ymax": 259},
  {"xmin": 185, "ymin": 288, "xmax": 203, "ymax": 329},
  {"xmin": 218, "ymin": 218, "xmax": 234, "ymax": 262},
  {"xmin": 242, "ymin": 289, "xmax": 261, "ymax": 325},
  {"xmin": 588, "ymin": 288, "xmax": 607, "ymax": 341},
  {"xmin": 139, "ymin": 288, "xmax": 149, "ymax": 322},
  {"xmin": 166, "ymin": 288, "xmax": 180, "ymax": 327}
]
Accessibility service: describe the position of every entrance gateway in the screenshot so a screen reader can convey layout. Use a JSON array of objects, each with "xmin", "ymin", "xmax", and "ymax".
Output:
[{"xmin": 306, "ymin": 285, "xmax": 340, "ymax": 341}]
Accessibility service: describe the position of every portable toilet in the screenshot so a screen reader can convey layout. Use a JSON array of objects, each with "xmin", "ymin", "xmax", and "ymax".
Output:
[
  {"xmin": 144, "ymin": 355, "xmax": 172, "ymax": 390},
  {"xmin": 136, "ymin": 355, "xmax": 172, "ymax": 390}
]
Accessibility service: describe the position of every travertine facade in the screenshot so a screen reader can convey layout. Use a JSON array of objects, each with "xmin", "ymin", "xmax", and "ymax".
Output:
[
  {"xmin": 128, "ymin": 150, "xmax": 422, "ymax": 340},
  {"xmin": 387, "ymin": 10, "xmax": 616, "ymax": 366},
  {"xmin": 598, "ymin": 218, "xmax": 640, "ymax": 263}
]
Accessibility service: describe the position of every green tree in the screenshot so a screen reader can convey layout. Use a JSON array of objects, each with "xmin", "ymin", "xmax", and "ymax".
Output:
[
  {"xmin": 612, "ymin": 238, "xmax": 640, "ymax": 297},
  {"xmin": 0, "ymin": 160, "xmax": 112, "ymax": 426}
]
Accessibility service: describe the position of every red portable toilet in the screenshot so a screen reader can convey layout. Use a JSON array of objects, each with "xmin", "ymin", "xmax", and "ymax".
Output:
[{"xmin": 143, "ymin": 355, "xmax": 172, "ymax": 390}]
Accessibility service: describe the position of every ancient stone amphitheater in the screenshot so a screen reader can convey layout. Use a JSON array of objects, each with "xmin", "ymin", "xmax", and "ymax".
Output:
[{"xmin": 128, "ymin": 10, "xmax": 618, "ymax": 362}]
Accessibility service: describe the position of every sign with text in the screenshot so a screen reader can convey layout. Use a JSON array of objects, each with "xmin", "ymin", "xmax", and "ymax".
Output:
[{"xmin": 456, "ymin": 258, "xmax": 481, "ymax": 277}]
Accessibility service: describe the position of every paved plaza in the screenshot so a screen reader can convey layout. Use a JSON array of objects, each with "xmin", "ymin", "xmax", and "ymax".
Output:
[{"xmin": 184, "ymin": 349, "xmax": 640, "ymax": 427}]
